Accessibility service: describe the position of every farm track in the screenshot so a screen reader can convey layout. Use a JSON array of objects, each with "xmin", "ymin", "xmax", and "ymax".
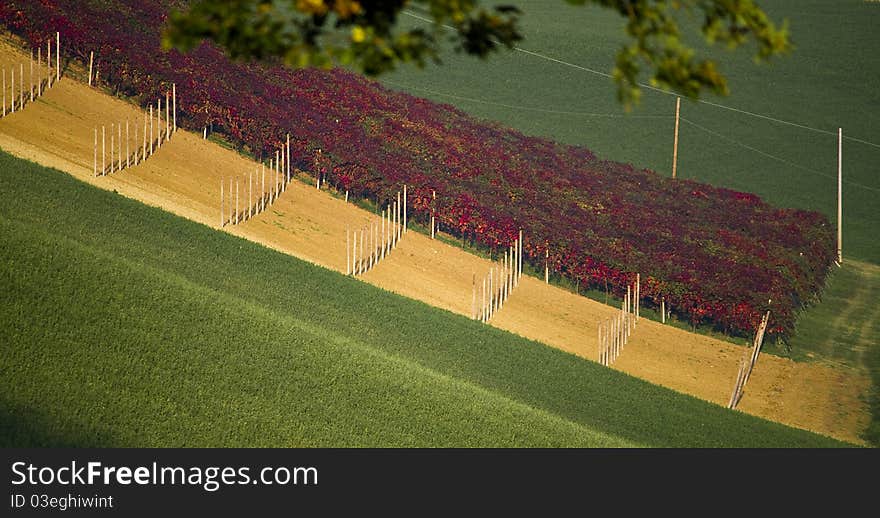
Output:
[{"xmin": 0, "ymin": 41, "xmax": 869, "ymax": 444}]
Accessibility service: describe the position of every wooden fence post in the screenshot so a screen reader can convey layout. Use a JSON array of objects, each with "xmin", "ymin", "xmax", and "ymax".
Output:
[
  {"xmin": 117, "ymin": 123, "xmax": 122, "ymax": 171},
  {"xmin": 93, "ymin": 128, "xmax": 97, "ymax": 176},
  {"xmin": 36, "ymin": 48, "xmax": 41, "ymax": 97},
  {"xmin": 149, "ymin": 105, "xmax": 154, "ymax": 155},
  {"xmin": 403, "ymin": 184, "xmax": 408, "ymax": 234},
  {"xmin": 235, "ymin": 178, "xmax": 240, "ymax": 225},
  {"xmin": 88, "ymin": 51, "xmax": 94, "ymax": 87},
  {"xmin": 2, "ymin": 69, "xmax": 5, "ymax": 116},
  {"xmin": 46, "ymin": 39, "xmax": 50, "ymax": 88},
  {"xmin": 220, "ymin": 178, "xmax": 224, "ymax": 227},
  {"xmin": 142, "ymin": 112, "xmax": 147, "ymax": 162},
  {"xmin": 172, "ymin": 84, "xmax": 177, "ymax": 134},
  {"xmin": 29, "ymin": 50, "xmax": 33, "ymax": 103},
  {"xmin": 249, "ymin": 170, "xmax": 253, "ymax": 219},
  {"xmin": 133, "ymin": 122, "xmax": 138, "ymax": 166},
  {"xmin": 101, "ymin": 125, "xmax": 105, "ymax": 175},
  {"xmin": 55, "ymin": 32, "xmax": 60, "ymax": 83},
  {"xmin": 109, "ymin": 125, "xmax": 114, "ymax": 174},
  {"xmin": 261, "ymin": 163, "xmax": 266, "ymax": 212},
  {"xmin": 10, "ymin": 67, "xmax": 14, "ymax": 113},
  {"xmin": 544, "ymin": 249, "xmax": 549, "ymax": 284},
  {"xmin": 431, "ymin": 190, "xmax": 436, "ymax": 239},
  {"xmin": 125, "ymin": 120, "xmax": 130, "ymax": 169},
  {"xmin": 165, "ymin": 91, "xmax": 170, "ymax": 140}
]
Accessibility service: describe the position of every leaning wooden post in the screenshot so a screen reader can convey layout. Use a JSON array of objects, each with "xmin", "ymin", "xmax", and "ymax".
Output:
[
  {"xmin": 55, "ymin": 32, "xmax": 60, "ymax": 83},
  {"xmin": 672, "ymin": 96, "xmax": 680, "ymax": 178}
]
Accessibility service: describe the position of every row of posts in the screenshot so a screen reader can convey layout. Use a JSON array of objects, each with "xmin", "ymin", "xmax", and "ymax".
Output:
[
  {"xmin": 347, "ymin": 186, "xmax": 407, "ymax": 275},
  {"xmin": 728, "ymin": 310, "xmax": 771, "ymax": 409},
  {"xmin": 598, "ymin": 274, "xmax": 640, "ymax": 366},
  {"xmin": 221, "ymin": 135, "xmax": 292, "ymax": 227},
  {"xmin": 2, "ymin": 33, "xmax": 60, "ymax": 118},
  {"xmin": 473, "ymin": 231, "xmax": 524, "ymax": 322},
  {"xmin": 93, "ymin": 86, "xmax": 177, "ymax": 177}
]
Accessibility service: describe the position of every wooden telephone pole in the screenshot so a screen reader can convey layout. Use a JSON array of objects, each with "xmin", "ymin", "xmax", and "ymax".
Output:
[{"xmin": 672, "ymin": 97, "xmax": 681, "ymax": 178}]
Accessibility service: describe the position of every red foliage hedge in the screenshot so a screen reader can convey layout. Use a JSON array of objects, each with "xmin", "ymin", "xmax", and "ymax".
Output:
[{"xmin": 0, "ymin": 0, "xmax": 836, "ymax": 337}]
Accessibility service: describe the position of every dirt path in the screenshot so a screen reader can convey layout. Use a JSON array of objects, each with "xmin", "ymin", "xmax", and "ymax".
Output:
[{"xmin": 0, "ymin": 42, "xmax": 869, "ymax": 444}]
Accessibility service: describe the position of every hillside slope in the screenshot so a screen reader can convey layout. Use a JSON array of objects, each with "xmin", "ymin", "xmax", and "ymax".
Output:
[
  {"xmin": 0, "ymin": 40, "xmax": 870, "ymax": 444},
  {"xmin": 0, "ymin": 149, "xmax": 851, "ymax": 447}
]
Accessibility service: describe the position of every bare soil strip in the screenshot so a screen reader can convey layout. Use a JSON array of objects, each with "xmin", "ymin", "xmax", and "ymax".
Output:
[{"xmin": 0, "ymin": 42, "xmax": 868, "ymax": 444}]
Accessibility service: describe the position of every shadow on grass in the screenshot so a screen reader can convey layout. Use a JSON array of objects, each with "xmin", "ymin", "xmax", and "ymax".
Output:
[{"xmin": 0, "ymin": 402, "xmax": 115, "ymax": 448}]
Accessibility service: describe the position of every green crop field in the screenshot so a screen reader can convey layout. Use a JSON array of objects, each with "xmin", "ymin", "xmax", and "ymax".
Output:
[
  {"xmin": 384, "ymin": 0, "xmax": 879, "ymax": 264},
  {"xmin": 0, "ymin": 151, "xmax": 850, "ymax": 447}
]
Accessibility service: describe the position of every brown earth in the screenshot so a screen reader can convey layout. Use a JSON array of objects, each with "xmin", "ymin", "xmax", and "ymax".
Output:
[{"xmin": 0, "ymin": 40, "xmax": 870, "ymax": 445}]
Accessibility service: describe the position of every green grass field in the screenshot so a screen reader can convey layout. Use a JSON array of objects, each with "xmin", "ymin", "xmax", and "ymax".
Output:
[
  {"xmin": 383, "ymin": 0, "xmax": 880, "ymax": 444},
  {"xmin": 0, "ymin": 150, "xmax": 851, "ymax": 447},
  {"xmin": 384, "ymin": 0, "xmax": 879, "ymax": 264}
]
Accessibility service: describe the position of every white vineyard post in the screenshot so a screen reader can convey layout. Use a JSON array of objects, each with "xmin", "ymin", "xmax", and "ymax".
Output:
[{"xmin": 149, "ymin": 105, "xmax": 153, "ymax": 156}]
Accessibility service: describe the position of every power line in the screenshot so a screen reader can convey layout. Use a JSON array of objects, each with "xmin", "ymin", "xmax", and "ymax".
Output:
[
  {"xmin": 383, "ymin": 80, "xmax": 672, "ymax": 118},
  {"xmin": 401, "ymin": 10, "xmax": 880, "ymax": 149},
  {"xmin": 680, "ymin": 117, "xmax": 880, "ymax": 193}
]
